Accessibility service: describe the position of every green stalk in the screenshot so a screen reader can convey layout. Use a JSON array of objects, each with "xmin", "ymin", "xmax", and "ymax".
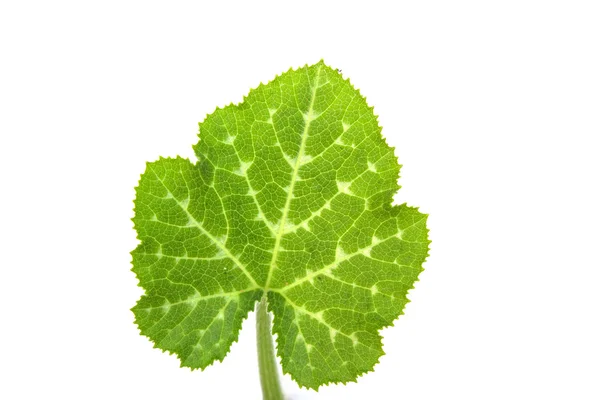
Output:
[{"xmin": 256, "ymin": 294, "xmax": 284, "ymax": 400}]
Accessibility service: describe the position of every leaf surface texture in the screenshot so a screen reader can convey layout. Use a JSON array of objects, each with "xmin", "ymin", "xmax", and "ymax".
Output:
[{"xmin": 132, "ymin": 61, "xmax": 429, "ymax": 389}]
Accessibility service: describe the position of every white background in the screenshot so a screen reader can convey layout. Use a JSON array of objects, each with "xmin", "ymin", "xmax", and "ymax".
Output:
[{"xmin": 1, "ymin": 1, "xmax": 599, "ymax": 399}]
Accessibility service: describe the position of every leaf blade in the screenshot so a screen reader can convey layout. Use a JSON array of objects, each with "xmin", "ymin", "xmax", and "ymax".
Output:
[
  {"xmin": 132, "ymin": 157, "xmax": 264, "ymax": 368},
  {"xmin": 131, "ymin": 61, "xmax": 430, "ymax": 387}
]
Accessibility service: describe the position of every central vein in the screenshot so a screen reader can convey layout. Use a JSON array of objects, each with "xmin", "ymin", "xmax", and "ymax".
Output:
[{"xmin": 264, "ymin": 65, "xmax": 322, "ymax": 290}]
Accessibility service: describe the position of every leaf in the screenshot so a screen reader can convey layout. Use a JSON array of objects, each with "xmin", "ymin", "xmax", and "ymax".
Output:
[{"xmin": 131, "ymin": 61, "xmax": 430, "ymax": 389}]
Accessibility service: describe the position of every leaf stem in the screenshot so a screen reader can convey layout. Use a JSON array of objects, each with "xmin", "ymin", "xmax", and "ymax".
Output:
[{"xmin": 256, "ymin": 294, "xmax": 284, "ymax": 400}]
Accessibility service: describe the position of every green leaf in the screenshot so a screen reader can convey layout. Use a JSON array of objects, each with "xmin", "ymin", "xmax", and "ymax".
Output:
[{"xmin": 131, "ymin": 61, "xmax": 430, "ymax": 389}]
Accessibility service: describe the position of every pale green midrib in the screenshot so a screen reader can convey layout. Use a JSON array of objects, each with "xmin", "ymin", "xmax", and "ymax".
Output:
[
  {"xmin": 276, "ymin": 290, "xmax": 380, "ymax": 351},
  {"xmin": 136, "ymin": 252, "xmax": 228, "ymax": 261},
  {"xmin": 278, "ymin": 238, "xmax": 384, "ymax": 292},
  {"xmin": 139, "ymin": 287, "xmax": 261, "ymax": 311},
  {"xmin": 149, "ymin": 168, "xmax": 260, "ymax": 288},
  {"xmin": 278, "ymin": 215, "xmax": 427, "ymax": 292},
  {"xmin": 264, "ymin": 65, "xmax": 322, "ymax": 291}
]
